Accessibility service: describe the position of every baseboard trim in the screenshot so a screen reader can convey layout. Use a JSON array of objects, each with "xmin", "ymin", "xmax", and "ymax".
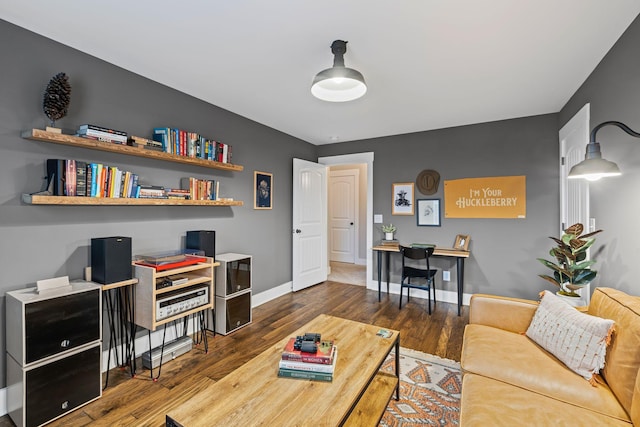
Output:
[{"xmin": 252, "ymin": 282, "xmax": 292, "ymax": 307}]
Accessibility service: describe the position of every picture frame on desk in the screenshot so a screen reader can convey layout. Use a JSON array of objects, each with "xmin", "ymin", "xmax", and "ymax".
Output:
[
  {"xmin": 392, "ymin": 182, "xmax": 414, "ymax": 215},
  {"xmin": 416, "ymin": 198, "xmax": 440, "ymax": 226},
  {"xmin": 454, "ymin": 234, "xmax": 471, "ymax": 251},
  {"xmin": 254, "ymin": 171, "xmax": 272, "ymax": 209}
]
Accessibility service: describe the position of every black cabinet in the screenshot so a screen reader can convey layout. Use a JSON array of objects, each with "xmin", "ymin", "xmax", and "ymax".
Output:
[
  {"xmin": 23, "ymin": 290, "xmax": 100, "ymax": 364},
  {"xmin": 6, "ymin": 281, "xmax": 102, "ymax": 427}
]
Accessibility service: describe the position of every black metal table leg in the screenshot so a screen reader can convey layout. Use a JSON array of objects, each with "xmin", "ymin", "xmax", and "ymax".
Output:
[
  {"xmin": 377, "ymin": 250, "xmax": 383, "ymax": 301},
  {"xmin": 456, "ymin": 258, "xmax": 465, "ymax": 316},
  {"xmin": 394, "ymin": 336, "xmax": 400, "ymax": 400}
]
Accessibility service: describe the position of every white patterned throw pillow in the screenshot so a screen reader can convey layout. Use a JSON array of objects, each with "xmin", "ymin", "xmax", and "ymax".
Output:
[{"xmin": 526, "ymin": 290, "xmax": 615, "ymax": 384}]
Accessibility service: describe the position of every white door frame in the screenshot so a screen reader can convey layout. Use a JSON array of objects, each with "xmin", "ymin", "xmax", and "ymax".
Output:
[{"xmin": 319, "ymin": 152, "xmax": 375, "ymax": 290}]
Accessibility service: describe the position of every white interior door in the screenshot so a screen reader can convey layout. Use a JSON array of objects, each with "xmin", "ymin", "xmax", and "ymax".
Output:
[
  {"xmin": 559, "ymin": 103, "xmax": 591, "ymax": 303},
  {"xmin": 292, "ymin": 158, "xmax": 327, "ymax": 292},
  {"xmin": 559, "ymin": 103, "xmax": 590, "ymax": 232},
  {"xmin": 329, "ymin": 169, "xmax": 358, "ymax": 263}
]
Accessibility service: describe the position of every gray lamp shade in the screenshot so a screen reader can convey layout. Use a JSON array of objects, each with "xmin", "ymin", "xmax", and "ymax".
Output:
[
  {"xmin": 568, "ymin": 141, "xmax": 621, "ymax": 181},
  {"xmin": 568, "ymin": 158, "xmax": 621, "ymax": 181}
]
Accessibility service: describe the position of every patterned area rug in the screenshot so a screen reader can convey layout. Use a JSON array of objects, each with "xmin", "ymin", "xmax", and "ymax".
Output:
[{"xmin": 379, "ymin": 347, "xmax": 462, "ymax": 426}]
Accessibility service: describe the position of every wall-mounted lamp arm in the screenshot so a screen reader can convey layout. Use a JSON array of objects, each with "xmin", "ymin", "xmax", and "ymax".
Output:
[{"xmin": 590, "ymin": 120, "xmax": 640, "ymax": 143}]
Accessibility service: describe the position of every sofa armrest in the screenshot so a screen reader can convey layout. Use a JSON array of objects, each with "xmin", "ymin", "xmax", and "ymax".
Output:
[{"xmin": 469, "ymin": 294, "xmax": 539, "ymax": 333}]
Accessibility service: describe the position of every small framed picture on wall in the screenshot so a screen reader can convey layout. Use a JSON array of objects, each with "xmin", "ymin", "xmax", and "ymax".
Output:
[
  {"xmin": 254, "ymin": 171, "xmax": 273, "ymax": 209},
  {"xmin": 416, "ymin": 199, "xmax": 441, "ymax": 226},
  {"xmin": 392, "ymin": 182, "xmax": 414, "ymax": 215},
  {"xmin": 454, "ymin": 234, "xmax": 471, "ymax": 251}
]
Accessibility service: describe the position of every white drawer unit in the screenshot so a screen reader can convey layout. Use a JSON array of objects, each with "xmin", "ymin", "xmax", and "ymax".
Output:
[
  {"xmin": 5, "ymin": 281, "xmax": 102, "ymax": 427},
  {"xmin": 214, "ymin": 253, "xmax": 252, "ymax": 335}
]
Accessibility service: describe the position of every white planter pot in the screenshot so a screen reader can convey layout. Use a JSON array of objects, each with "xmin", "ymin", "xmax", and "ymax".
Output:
[
  {"xmin": 385, "ymin": 232, "xmax": 394, "ymax": 240},
  {"xmin": 555, "ymin": 291, "xmax": 586, "ymax": 307}
]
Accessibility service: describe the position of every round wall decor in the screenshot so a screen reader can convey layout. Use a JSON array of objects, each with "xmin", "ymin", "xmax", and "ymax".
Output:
[{"xmin": 416, "ymin": 169, "xmax": 440, "ymax": 195}]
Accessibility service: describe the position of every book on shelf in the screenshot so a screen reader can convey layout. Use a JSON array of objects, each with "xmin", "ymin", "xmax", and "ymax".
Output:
[
  {"xmin": 181, "ymin": 177, "xmax": 218, "ymax": 201},
  {"xmin": 77, "ymin": 131, "xmax": 127, "ymax": 144},
  {"xmin": 128, "ymin": 135, "xmax": 163, "ymax": 150},
  {"xmin": 78, "ymin": 124, "xmax": 127, "ymax": 136},
  {"xmin": 46, "ymin": 159, "xmax": 65, "ymax": 196},
  {"xmin": 76, "ymin": 161, "xmax": 87, "ymax": 197},
  {"xmin": 281, "ymin": 338, "xmax": 335, "ymax": 365},
  {"xmin": 166, "ymin": 188, "xmax": 190, "ymax": 199},
  {"xmin": 152, "ymin": 127, "xmax": 233, "ymax": 163},
  {"xmin": 77, "ymin": 126, "xmax": 128, "ymax": 144},
  {"xmin": 135, "ymin": 184, "xmax": 167, "ymax": 199},
  {"xmin": 64, "ymin": 160, "xmax": 76, "ymax": 196}
]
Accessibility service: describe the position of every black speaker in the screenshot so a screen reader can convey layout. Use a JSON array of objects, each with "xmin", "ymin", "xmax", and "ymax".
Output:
[
  {"xmin": 91, "ymin": 236, "xmax": 132, "ymax": 284},
  {"xmin": 186, "ymin": 230, "xmax": 216, "ymax": 258}
]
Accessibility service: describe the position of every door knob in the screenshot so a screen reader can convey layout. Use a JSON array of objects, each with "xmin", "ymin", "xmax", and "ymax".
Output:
[
  {"xmin": 293, "ymin": 229, "xmax": 302, "ymax": 234},
  {"xmin": 350, "ymin": 222, "xmax": 354, "ymax": 225}
]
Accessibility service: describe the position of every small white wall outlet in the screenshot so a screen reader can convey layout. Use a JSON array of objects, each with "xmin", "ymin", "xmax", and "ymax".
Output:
[
  {"xmin": 442, "ymin": 270, "xmax": 451, "ymax": 281},
  {"xmin": 374, "ymin": 214, "xmax": 383, "ymax": 224}
]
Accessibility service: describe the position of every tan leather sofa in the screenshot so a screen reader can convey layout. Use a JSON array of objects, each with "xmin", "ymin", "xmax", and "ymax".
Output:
[{"xmin": 460, "ymin": 287, "xmax": 640, "ymax": 426}]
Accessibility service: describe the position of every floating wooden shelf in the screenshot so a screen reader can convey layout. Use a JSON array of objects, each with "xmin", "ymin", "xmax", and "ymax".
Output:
[
  {"xmin": 22, "ymin": 194, "xmax": 243, "ymax": 207},
  {"xmin": 22, "ymin": 129, "xmax": 244, "ymax": 172}
]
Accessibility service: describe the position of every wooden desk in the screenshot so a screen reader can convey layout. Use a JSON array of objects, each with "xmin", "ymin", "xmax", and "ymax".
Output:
[
  {"xmin": 166, "ymin": 314, "xmax": 400, "ymax": 426},
  {"xmin": 372, "ymin": 244, "xmax": 470, "ymax": 316}
]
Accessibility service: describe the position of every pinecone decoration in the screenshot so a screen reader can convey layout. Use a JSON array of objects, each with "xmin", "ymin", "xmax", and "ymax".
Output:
[{"xmin": 42, "ymin": 72, "xmax": 71, "ymax": 126}]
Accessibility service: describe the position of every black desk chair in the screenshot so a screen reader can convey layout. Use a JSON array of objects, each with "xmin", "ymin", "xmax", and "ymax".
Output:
[{"xmin": 399, "ymin": 246, "xmax": 437, "ymax": 314}]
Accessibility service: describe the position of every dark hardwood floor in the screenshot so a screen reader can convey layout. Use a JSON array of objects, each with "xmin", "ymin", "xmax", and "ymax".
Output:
[{"xmin": 1, "ymin": 281, "xmax": 468, "ymax": 427}]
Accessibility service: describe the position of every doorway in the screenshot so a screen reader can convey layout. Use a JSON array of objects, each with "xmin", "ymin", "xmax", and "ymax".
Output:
[{"xmin": 319, "ymin": 152, "xmax": 374, "ymax": 290}]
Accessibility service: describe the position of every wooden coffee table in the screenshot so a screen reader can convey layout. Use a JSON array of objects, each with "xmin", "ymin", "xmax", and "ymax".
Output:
[{"xmin": 166, "ymin": 314, "xmax": 400, "ymax": 426}]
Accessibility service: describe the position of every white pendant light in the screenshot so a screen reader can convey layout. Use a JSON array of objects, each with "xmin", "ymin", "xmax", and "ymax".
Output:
[
  {"xmin": 311, "ymin": 40, "xmax": 367, "ymax": 102},
  {"xmin": 568, "ymin": 121, "xmax": 639, "ymax": 181}
]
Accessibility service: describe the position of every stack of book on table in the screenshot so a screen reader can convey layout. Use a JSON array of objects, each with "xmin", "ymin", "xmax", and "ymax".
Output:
[{"xmin": 278, "ymin": 335, "xmax": 337, "ymax": 382}]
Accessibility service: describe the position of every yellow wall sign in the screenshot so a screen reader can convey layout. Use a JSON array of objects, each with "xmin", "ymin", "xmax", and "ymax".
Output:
[{"xmin": 444, "ymin": 176, "xmax": 526, "ymax": 218}]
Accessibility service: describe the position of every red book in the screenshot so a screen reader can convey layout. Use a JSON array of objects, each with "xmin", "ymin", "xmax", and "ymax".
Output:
[{"xmin": 281, "ymin": 338, "xmax": 335, "ymax": 365}]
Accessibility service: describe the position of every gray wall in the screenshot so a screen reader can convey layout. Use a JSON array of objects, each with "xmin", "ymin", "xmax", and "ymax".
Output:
[
  {"xmin": 0, "ymin": 20, "xmax": 316, "ymax": 387},
  {"xmin": 560, "ymin": 15, "xmax": 640, "ymax": 296},
  {"xmin": 318, "ymin": 114, "xmax": 561, "ymax": 298}
]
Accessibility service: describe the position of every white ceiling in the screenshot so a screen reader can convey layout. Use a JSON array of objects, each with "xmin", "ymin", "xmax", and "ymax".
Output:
[{"xmin": 2, "ymin": 1, "xmax": 639, "ymax": 145}]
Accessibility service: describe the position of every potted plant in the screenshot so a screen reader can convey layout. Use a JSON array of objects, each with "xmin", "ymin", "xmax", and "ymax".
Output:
[
  {"xmin": 381, "ymin": 224, "xmax": 397, "ymax": 241},
  {"xmin": 537, "ymin": 223, "xmax": 602, "ymax": 298}
]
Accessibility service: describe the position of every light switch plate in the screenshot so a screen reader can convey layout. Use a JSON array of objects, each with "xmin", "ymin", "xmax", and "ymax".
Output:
[{"xmin": 374, "ymin": 214, "xmax": 383, "ymax": 224}]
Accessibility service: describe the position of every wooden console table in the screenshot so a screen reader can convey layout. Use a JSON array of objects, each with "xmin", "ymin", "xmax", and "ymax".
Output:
[
  {"xmin": 372, "ymin": 243, "xmax": 470, "ymax": 315},
  {"xmin": 166, "ymin": 314, "xmax": 400, "ymax": 426}
]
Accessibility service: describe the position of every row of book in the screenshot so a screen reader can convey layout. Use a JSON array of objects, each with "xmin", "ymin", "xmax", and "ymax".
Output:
[
  {"xmin": 46, "ymin": 159, "xmax": 221, "ymax": 200},
  {"xmin": 278, "ymin": 337, "xmax": 337, "ymax": 382},
  {"xmin": 181, "ymin": 177, "xmax": 220, "ymax": 201},
  {"xmin": 153, "ymin": 127, "xmax": 233, "ymax": 163},
  {"xmin": 47, "ymin": 159, "xmax": 138, "ymax": 198},
  {"xmin": 73, "ymin": 124, "xmax": 234, "ymax": 164}
]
